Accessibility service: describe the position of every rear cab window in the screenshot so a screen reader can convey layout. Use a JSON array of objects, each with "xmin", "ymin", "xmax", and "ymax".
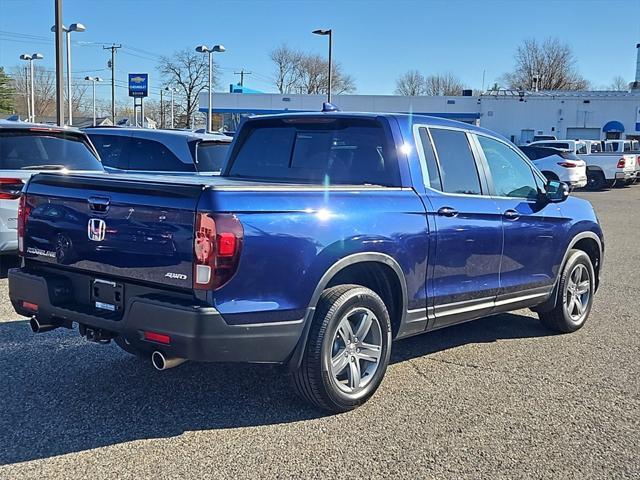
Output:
[
  {"xmin": 226, "ymin": 117, "xmax": 400, "ymax": 186},
  {"xmin": 0, "ymin": 130, "xmax": 103, "ymax": 171}
]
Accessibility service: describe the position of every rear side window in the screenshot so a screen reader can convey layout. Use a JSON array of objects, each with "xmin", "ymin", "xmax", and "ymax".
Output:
[
  {"xmin": 126, "ymin": 137, "xmax": 194, "ymax": 172},
  {"xmin": 88, "ymin": 133, "xmax": 128, "ymax": 169},
  {"xmin": 227, "ymin": 118, "xmax": 399, "ymax": 186},
  {"xmin": 417, "ymin": 128, "xmax": 442, "ymax": 190},
  {"xmin": 0, "ymin": 131, "xmax": 102, "ymax": 171},
  {"xmin": 430, "ymin": 128, "xmax": 482, "ymax": 195},
  {"xmin": 196, "ymin": 142, "xmax": 230, "ymax": 172}
]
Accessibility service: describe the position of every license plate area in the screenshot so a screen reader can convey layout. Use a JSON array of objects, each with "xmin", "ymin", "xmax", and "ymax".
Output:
[{"xmin": 91, "ymin": 279, "xmax": 124, "ymax": 312}]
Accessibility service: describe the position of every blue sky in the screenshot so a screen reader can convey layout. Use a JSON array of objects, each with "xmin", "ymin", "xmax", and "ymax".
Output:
[{"xmin": 1, "ymin": 0, "xmax": 639, "ymax": 103}]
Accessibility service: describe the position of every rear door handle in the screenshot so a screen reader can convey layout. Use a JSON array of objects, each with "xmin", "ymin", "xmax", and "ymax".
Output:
[
  {"xmin": 437, "ymin": 206, "xmax": 459, "ymax": 217},
  {"xmin": 503, "ymin": 209, "xmax": 520, "ymax": 220}
]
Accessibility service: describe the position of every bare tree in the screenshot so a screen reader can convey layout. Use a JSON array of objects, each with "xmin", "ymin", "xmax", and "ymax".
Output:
[
  {"xmin": 270, "ymin": 44, "xmax": 304, "ymax": 94},
  {"xmin": 158, "ymin": 48, "xmax": 215, "ymax": 128},
  {"xmin": 0, "ymin": 67, "xmax": 15, "ymax": 113},
  {"xmin": 395, "ymin": 70, "xmax": 427, "ymax": 96},
  {"xmin": 12, "ymin": 66, "xmax": 86, "ymax": 121},
  {"xmin": 270, "ymin": 44, "xmax": 356, "ymax": 95},
  {"xmin": 608, "ymin": 75, "xmax": 628, "ymax": 91},
  {"xmin": 424, "ymin": 73, "xmax": 467, "ymax": 96},
  {"xmin": 502, "ymin": 37, "xmax": 589, "ymax": 91}
]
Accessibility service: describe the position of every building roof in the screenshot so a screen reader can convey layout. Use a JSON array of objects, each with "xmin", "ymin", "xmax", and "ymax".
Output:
[{"xmin": 482, "ymin": 89, "xmax": 640, "ymax": 98}]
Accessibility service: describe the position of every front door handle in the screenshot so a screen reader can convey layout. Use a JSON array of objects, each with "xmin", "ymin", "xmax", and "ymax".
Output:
[
  {"xmin": 437, "ymin": 206, "xmax": 459, "ymax": 217},
  {"xmin": 503, "ymin": 209, "xmax": 520, "ymax": 220}
]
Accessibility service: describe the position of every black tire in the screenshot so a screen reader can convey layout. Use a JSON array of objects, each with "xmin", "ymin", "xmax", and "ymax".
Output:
[
  {"xmin": 585, "ymin": 171, "xmax": 606, "ymax": 190},
  {"xmin": 114, "ymin": 336, "xmax": 147, "ymax": 358},
  {"xmin": 291, "ymin": 285, "xmax": 392, "ymax": 413},
  {"xmin": 606, "ymin": 179, "xmax": 617, "ymax": 189},
  {"xmin": 538, "ymin": 249, "xmax": 595, "ymax": 333}
]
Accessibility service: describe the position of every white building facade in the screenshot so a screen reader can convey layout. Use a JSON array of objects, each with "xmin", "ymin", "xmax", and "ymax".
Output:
[{"xmin": 203, "ymin": 90, "xmax": 640, "ymax": 144}]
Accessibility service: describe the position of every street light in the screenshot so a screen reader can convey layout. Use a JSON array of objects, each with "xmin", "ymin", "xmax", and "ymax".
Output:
[
  {"xmin": 195, "ymin": 44, "xmax": 225, "ymax": 132},
  {"xmin": 19, "ymin": 54, "xmax": 32, "ymax": 121},
  {"xmin": 51, "ymin": 22, "xmax": 86, "ymax": 125},
  {"xmin": 85, "ymin": 76, "xmax": 102, "ymax": 126},
  {"xmin": 19, "ymin": 53, "xmax": 43, "ymax": 122},
  {"xmin": 312, "ymin": 29, "xmax": 332, "ymax": 103}
]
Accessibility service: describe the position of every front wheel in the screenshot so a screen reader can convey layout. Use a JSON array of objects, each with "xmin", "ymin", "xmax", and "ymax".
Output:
[
  {"xmin": 291, "ymin": 285, "xmax": 392, "ymax": 413},
  {"xmin": 538, "ymin": 249, "xmax": 595, "ymax": 333}
]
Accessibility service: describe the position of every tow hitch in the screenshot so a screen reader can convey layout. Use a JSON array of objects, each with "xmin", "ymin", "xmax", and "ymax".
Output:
[{"xmin": 79, "ymin": 324, "xmax": 113, "ymax": 344}]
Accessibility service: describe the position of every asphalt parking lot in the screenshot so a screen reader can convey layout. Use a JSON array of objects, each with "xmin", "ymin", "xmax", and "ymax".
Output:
[{"xmin": 0, "ymin": 187, "xmax": 638, "ymax": 480}]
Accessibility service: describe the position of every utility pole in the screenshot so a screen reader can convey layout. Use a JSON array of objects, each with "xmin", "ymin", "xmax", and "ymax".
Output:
[
  {"xmin": 234, "ymin": 69, "xmax": 252, "ymax": 87},
  {"xmin": 103, "ymin": 44, "xmax": 121, "ymax": 124},
  {"xmin": 160, "ymin": 88, "xmax": 164, "ymax": 128},
  {"xmin": 54, "ymin": 0, "xmax": 64, "ymax": 126}
]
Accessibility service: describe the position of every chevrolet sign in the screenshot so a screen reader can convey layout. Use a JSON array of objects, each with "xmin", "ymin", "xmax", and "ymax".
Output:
[{"xmin": 128, "ymin": 73, "xmax": 148, "ymax": 97}]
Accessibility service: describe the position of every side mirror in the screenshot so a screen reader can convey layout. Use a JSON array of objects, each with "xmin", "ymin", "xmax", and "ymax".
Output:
[{"xmin": 544, "ymin": 180, "xmax": 570, "ymax": 203}]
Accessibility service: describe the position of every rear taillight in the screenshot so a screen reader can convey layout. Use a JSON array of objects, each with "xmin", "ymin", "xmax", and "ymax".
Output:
[
  {"xmin": 17, "ymin": 194, "xmax": 31, "ymax": 255},
  {"xmin": 557, "ymin": 161, "xmax": 578, "ymax": 168},
  {"xmin": 617, "ymin": 158, "xmax": 626, "ymax": 168},
  {"xmin": 193, "ymin": 213, "xmax": 243, "ymax": 290},
  {"xmin": 0, "ymin": 178, "xmax": 24, "ymax": 200},
  {"xmin": 637, "ymin": 155, "xmax": 640, "ymax": 167}
]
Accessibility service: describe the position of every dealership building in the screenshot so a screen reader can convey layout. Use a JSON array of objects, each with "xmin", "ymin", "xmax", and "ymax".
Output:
[{"xmin": 202, "ymin": 89, "xmax": 640, "ymax": 144}]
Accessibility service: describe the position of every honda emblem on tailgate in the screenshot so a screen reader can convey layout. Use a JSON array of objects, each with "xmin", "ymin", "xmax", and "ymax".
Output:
[{"xmin": 88, "ymin": 218, "xmax": 106, "ymax": 242}]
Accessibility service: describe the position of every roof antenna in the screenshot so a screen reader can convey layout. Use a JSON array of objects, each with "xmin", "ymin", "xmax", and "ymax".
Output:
[{"xmin": 322, "ymin": 102, "xmax": 340, "ymax": 112}]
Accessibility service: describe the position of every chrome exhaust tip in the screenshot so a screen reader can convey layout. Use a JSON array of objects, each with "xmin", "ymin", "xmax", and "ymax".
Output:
[
  {"xmin": 151, "ymin": 351, "xmax": 187, "ymax": 371},
  {"xmin": 29, "ymin": 317, "xmax": 60, "ymax": 334}
]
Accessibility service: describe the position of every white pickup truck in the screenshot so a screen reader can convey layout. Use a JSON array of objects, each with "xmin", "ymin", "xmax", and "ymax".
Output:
[
  {"xmin": 604, "ymin": 140, "xmax": 640, "ymax": 184},
  {"xmin": 530, "ymin": 139, "xmax": 636, "ymax": 189}
]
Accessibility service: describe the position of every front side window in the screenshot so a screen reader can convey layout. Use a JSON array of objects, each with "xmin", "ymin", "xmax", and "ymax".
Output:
[
  {"xmin": 417, "ymin": 127, "xmax": 442, "ymax": 190},
  {"xmin": 430, "ymin": 128, "xmax": 482, "ymax": 195},
  {"xmin": 478, "ymin": 136, "xmax": 539, "ymax": 200}
]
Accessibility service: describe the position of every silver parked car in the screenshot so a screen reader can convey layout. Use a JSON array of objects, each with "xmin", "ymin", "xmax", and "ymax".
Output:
[
  {"xmin": 0, "ymin": 120, "xmax": 104, "ymax": 261},
  {"xmin": 84, "ymin": 127, "xmax": 233, "ymax": 174}
]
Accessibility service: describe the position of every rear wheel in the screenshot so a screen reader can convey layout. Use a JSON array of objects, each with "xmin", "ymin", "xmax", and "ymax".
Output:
[
  {"xmin": 291, "ymin": 285, "xmax": 392, "ymax": 413},
  {"xmin": 538, "ymin": 249, "xmax": 594, "ymax": 333},
  {"xmin": 586, "ymin": 171, "xmax": 606, "ymax": 191}
]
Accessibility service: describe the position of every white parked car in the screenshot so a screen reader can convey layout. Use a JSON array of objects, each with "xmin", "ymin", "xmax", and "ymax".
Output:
[
  {"xmin": 530, "ymin": 139, "xmax": 636, "ymax": 189},
  {"xmin": 519, "ymin": 145, "xmax": 587, "ymax": 189},
  {"xmin": 0, "ymin": 120, "xmax": 104, "ymax": 265}
]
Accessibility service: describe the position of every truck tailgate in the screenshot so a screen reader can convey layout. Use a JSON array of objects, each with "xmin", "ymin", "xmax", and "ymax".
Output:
[{"xmin": 23, "ymin": 173, "xmax": 203, "ymax": 289}]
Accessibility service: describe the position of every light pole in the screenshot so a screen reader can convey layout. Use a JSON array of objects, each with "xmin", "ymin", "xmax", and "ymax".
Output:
[
  {"xmin": 19, "ymin": 54, "xmax": 32, "ymax": 121},
  {"xmin": 165, "ymin": 86, "xmax": 176, "ymax": 128},
  {"xmin": 312, "ymin": 29, "xmax": 332, "ymax": 103},
  {"xmin": 195, "ymin": 44, "xmax": 225, "ymax": 132},
  {"xmin": 52, "ymin": 22, "xmax": 86, "ymax": 125},
  {"xmin": 84, "ymin": 76, "xmax": 102, "ymax": 126}
]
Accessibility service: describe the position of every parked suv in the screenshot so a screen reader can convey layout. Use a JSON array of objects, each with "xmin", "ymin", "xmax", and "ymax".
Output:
[
  {"xmin": 519, "ymin": 145, "xmax": 587, "ymax": 189},
  {"xmin": 85, "ymin": 127, "xmax": 232, "ymax": 174},
  {"xmin": 11, "ymin": 113, "xmax": 603, "ymax": 413},
  {"xmin": 0, "ymin": 120, "xmax": 103, "ymax": 260}
]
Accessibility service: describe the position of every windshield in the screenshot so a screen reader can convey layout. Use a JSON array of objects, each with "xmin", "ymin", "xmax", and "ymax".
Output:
[
  {"xmin": 0, "ymin": 131, "xmax": 103, "ymax": 171},
  {"xmin": 226, "ymin": 117, "xmax": 400, "ymax": 186},
  {"xmin": 196, "ymin": 141, "xmax": 230, "ymax": 172}
]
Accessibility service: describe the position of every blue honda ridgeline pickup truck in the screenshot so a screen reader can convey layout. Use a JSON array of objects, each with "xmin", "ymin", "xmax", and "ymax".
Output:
[{"xmin": 9, "ymin": 112, "xmax": 604, "ymax": 413}]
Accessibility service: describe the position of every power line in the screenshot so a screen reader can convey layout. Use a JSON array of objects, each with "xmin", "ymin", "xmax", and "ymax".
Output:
[{"xmin": 234, "ymin": 69, "xmax": 252, "ymax": 87}]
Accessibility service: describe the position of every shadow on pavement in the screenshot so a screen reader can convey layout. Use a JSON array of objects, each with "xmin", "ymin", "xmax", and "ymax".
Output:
[
  {"xmin": 0, "ymin": 311, "xmax": 551, "ymax": 465},
  {"xmin": 0, "ymin": 256, "xmax": 19, "ymax": 279}
]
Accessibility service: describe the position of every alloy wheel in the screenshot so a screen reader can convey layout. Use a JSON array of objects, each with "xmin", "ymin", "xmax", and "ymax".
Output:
[
  {"xmin": 564, "ymin": 263, "xmax": 591, "ymax": 324},
  {"xmin": 329, "ymin": 307, "xmax": 383, "ymax": 394}
]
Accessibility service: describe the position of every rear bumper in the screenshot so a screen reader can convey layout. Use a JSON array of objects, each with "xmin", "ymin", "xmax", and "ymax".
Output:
[
  {"xmin": 0, "ymin": 230, "xmax": 18, "ymax": 254},
  {"xmin": 9, "ymin": 268, "xmax": 304, "ymax": 363},
  {"xmin": 615, "ymin": 171, "xmax": 634, "ymax": 180}
]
